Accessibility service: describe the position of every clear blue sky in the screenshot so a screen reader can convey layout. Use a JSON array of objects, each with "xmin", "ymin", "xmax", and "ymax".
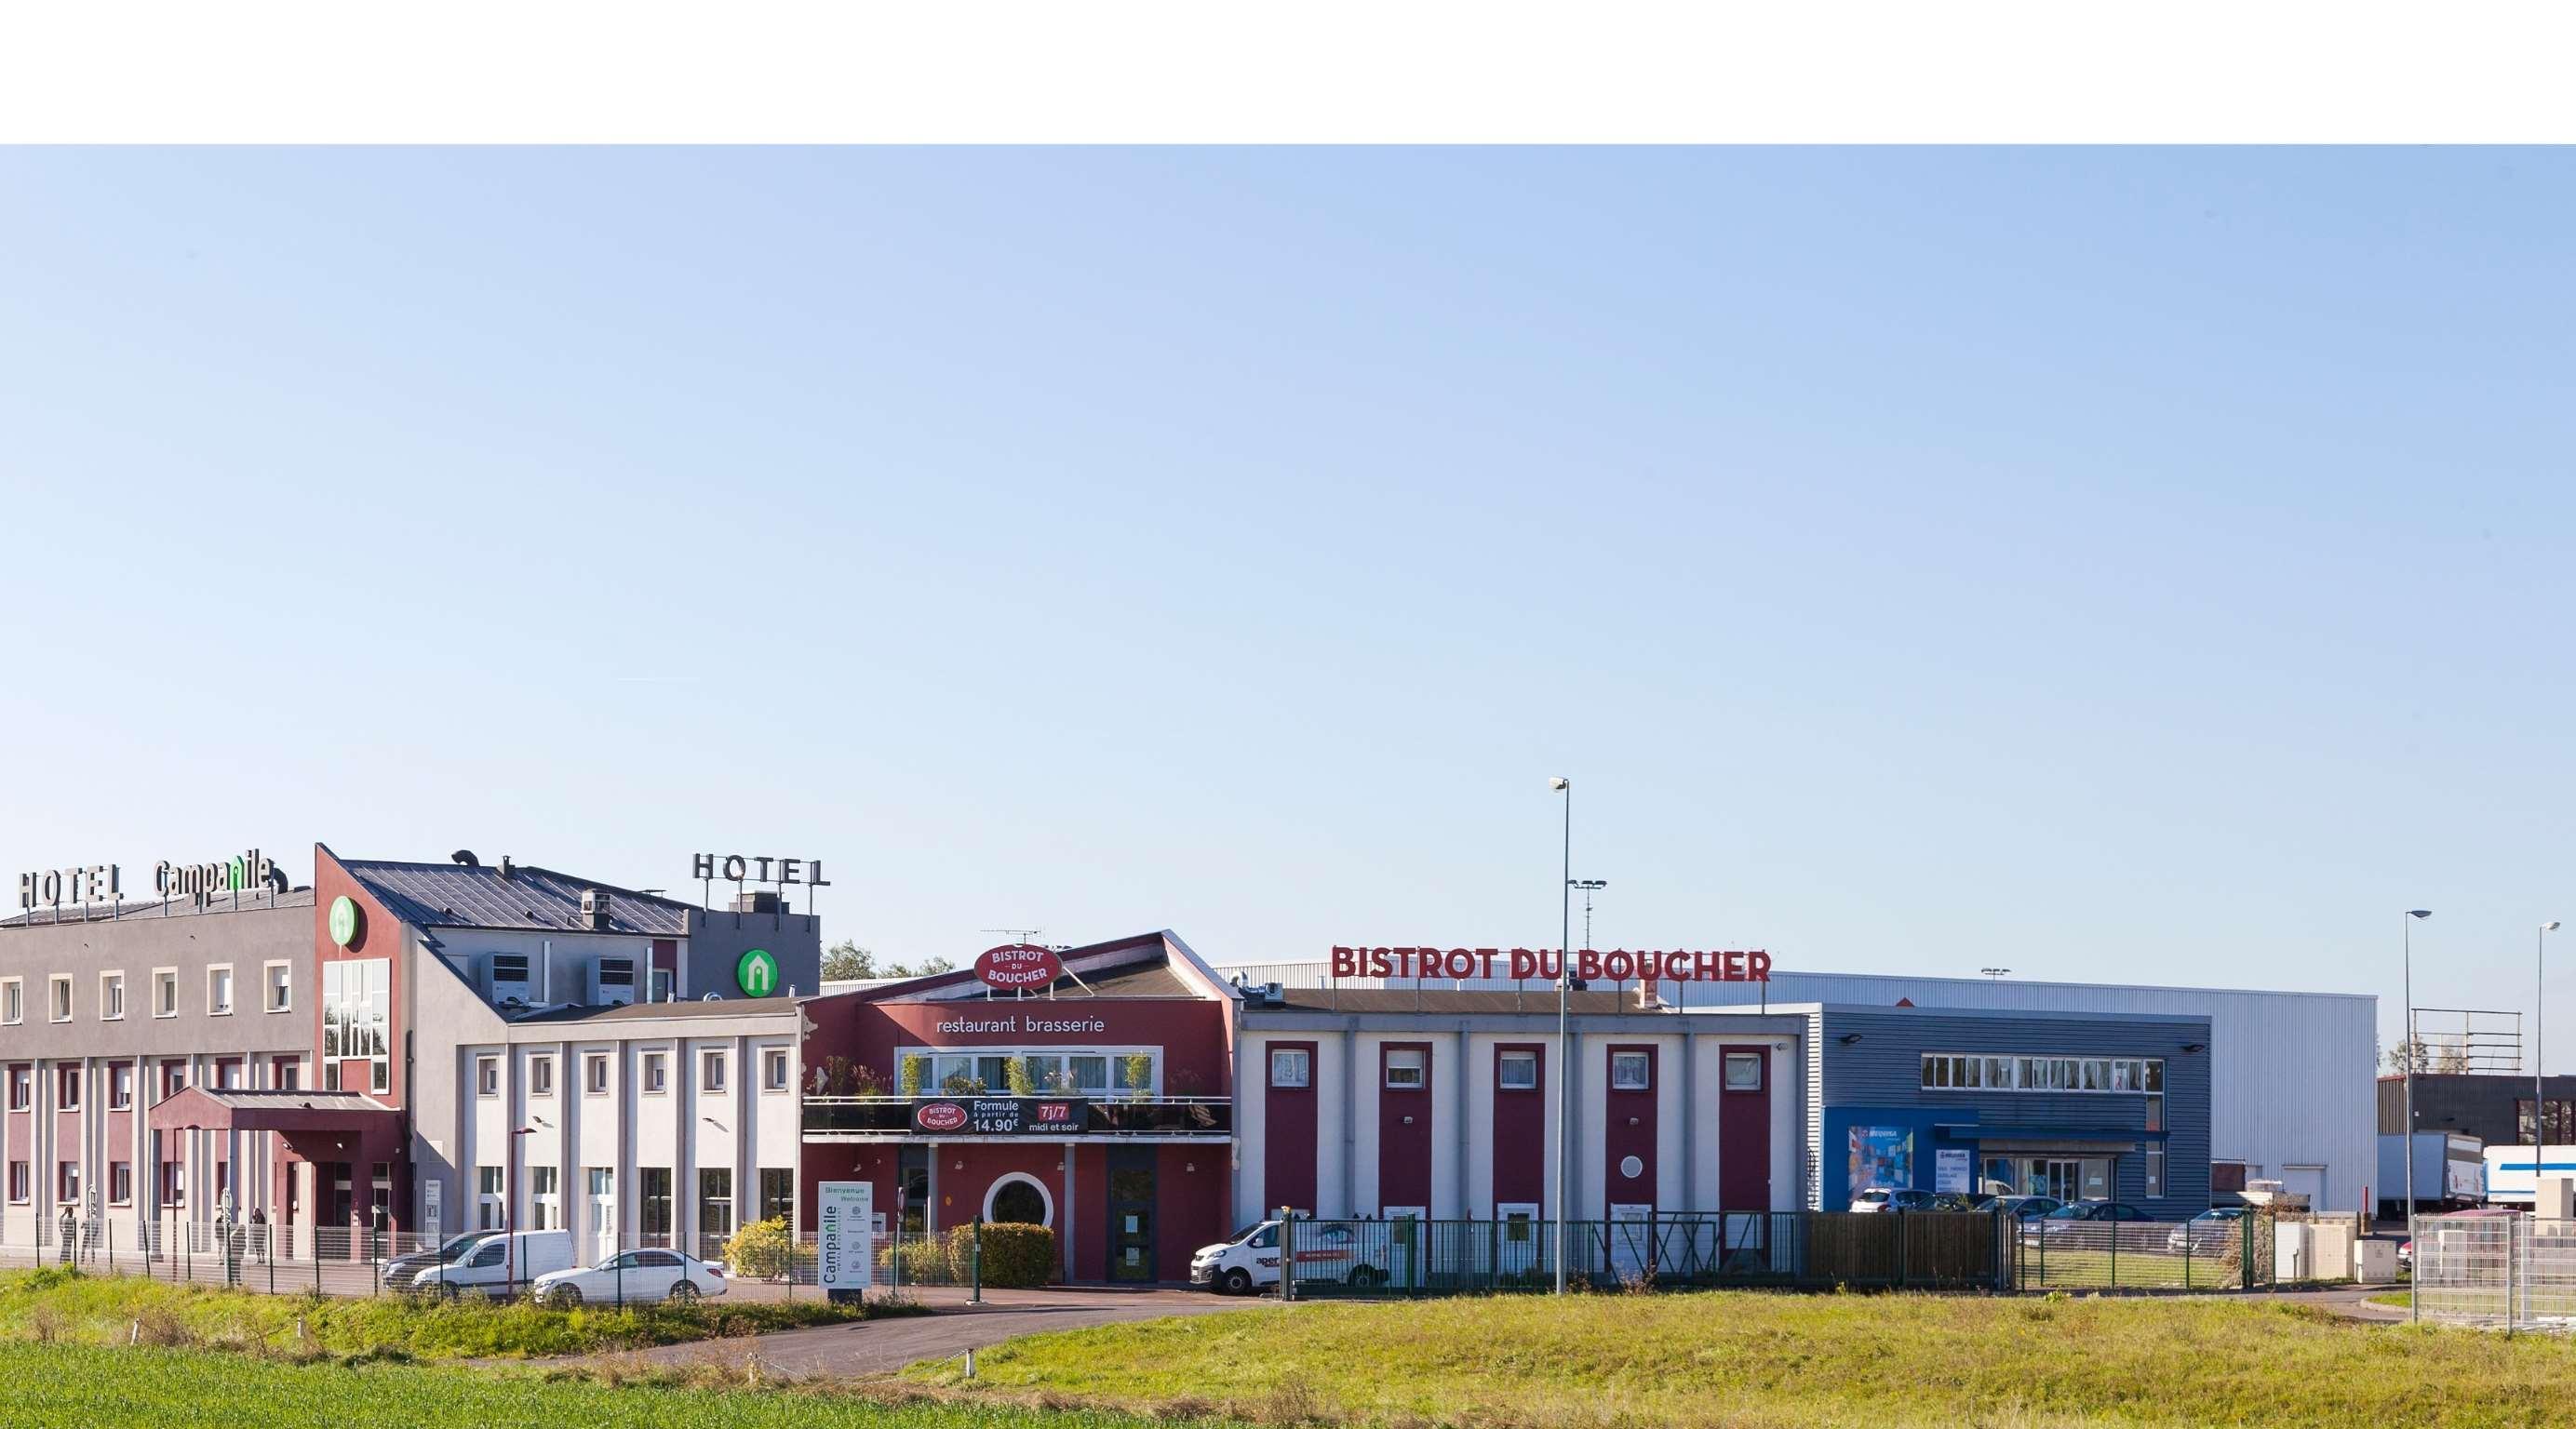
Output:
[{"xmin": 3, "ymin": 149, "xmax": 2569, "ymax": 1062}]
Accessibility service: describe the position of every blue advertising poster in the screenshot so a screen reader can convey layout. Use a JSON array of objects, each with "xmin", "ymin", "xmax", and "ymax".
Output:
[{"xmin": 1848, "ymin": 1125, "xmax": 1913, "ymax": 1193}]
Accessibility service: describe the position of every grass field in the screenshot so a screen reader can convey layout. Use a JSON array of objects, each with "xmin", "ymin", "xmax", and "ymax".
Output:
[
  {"xmin": 0, "ymin": 1265, "xmax": 902, "ymax": 1359},
  {"xmin": 906, "ymin": 1291, "xmax": 2576, "ymax": 1428},
  {"xmin": 0, "ymin": 1341, "xmax": 1160, "ymax": 1429}
]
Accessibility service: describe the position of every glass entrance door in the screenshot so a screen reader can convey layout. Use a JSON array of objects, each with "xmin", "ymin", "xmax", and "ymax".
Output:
[{"xmin": 1107, "ymin": 1147, "xmax": 1156, "ymax": 1282}]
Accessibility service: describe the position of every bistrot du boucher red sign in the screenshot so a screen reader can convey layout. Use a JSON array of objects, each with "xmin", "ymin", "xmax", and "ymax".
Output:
[
  {"xmin": 975, "ymin": 942, "xmax": 1064, "ymax": 990},
  {"xmin": 910, "ymin": 1097, "xmax": 1087, "ymax": 1136}
]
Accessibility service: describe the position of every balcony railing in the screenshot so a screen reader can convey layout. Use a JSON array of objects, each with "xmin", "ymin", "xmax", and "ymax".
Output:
[{"xmin": 801, "ymin": 1095, "xmax": 1231, "ymax": 1138}]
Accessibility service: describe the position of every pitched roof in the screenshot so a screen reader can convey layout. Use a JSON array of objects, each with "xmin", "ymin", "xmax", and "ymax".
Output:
[
  {"xmin": 344, "ymin": 860, "xmax": 692, "ymax": 937},
  {"xmin": 1, "ymin": 888, "xmax": 314, "ymax": 929}
]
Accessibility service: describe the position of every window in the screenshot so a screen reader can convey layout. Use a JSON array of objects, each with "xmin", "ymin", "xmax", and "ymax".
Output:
[
  {"xmin": 109, "ymin": 1162, "xmax": 132, "ymax": 1206},
  {"xmin": 56, "ymin": 1066, "xmax": 82, "ymax": 1111},
  {"xmin": 275, "ymin": 1057, "xmax": 301, "ymax": 1091},
  {"xmin": 699, "ymin": 1168, "xmax": 734, "ymax": 1237},
  {"xmin": 58, "ymin": 1161, "xmax": 80, "ymax": 1205},
  {"xmin": 639, "ymin": 1168, "xmax": 674, "ymax": 1235},
  {"xmin": 643, "ymin": 1051, "xmax": 669, "ymax": 1094},
  {"xmin": 585, "ymin": 1054, "xmax": 610, "ymax": 1094},
  {"xmin": 154, "ymin": 969, "xmax": 179, "ymax": 1018},
  {"xmin": 587, "ymin": 1166, "xmax": 614, "ymax": 1199},
  {"xmin": 529, "ymin": 1055, "xmax": 555, "ymax": 1097},
  {"xmin": 530, "ymin": 1166, "xmax": 560, "ymax": 1229},
  {"xmin": 264, "ymin": 962, "xmax": 292, "ymax": 1012},
  {"xmin": 1610, "ymin": 1050, "xmax": 1651, "ymax": 1091},
  {"xmin": 1724, "ymin": 1051, "xmax": 1764, "ymax": 1090},
  {"xmin": 7, "ymin": 1066, "xmax": 29, "ymax": 1112},
  {"xmin": 321, "ymin": 959, "xmax": 389, "ymax": 1092},
  {"xmin": 2146, "ymin": 1144, "xmax": 2166, "ymax": 1198},
  {"xmin": 1384, "ymin": 1048, "xmax": 1427, "ymax": 1089},
  {"xmin": 6, "ymin": 1162, "xmax": 25, "ymax": 1204},
  {"xmin": 109, "ymin": 1063, "xmax": 133, "ymax": 1111},
  {"xmin": 759, "ymin": 1168, "xmax": 794, "ymax": 1223},
  {"xmin": 100, "ymin": 971, "xmax": 125, "ymax": 1021},
  {"xmin": 2520, "ymin": 1099, "xmax": 2576, "ymax": 1144},
  {"xmin": 160, "ymin": 1062, "xmax": 185, "ymax": 1100},
  {"xmin": 48, "ymin": 974, "xmax": 73, "ymax": 1022},
  {"xmin": 476, "ymin": 1167, "xmax": 504, "ymax": 1230},
  {"xmin": 1272, "ymin": 1048, "xmax": 1314, "ymax": 1088},
  {"xmin": 763, "ymin": 1048, "xmax": 790, "ymax": 1091},
  {"xmin": 217, "ymin": 1060, "xmax": 243, "ymax": 1089},
  {"xmin": 1923, "ymin": 1053, "xmax": 2163, "ymax": 1096},
  {"xmin": 700, "ymin": 1049, "xmax": 727, "ymax": 1093},
  {"xmin": 476, "ymin": 1057, "xmax": 500, "ymax": 1097},
  {"xmin": 0, "ymin": 978, "xmax": 19, "ymax": 1025},
  {"xmin": 1498, "ymin": 1049, "xmax": 1538, "ymax": 1090},
  {"xmin": 207, "ymin": 965, "xmax": 234, "ymax": 1015}
]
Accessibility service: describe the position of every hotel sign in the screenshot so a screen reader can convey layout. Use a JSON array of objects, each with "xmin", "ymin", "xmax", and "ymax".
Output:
[
  {"xmin": 911, "ymin": 1097, "xmax": 1088, "ymax": 1136},
  {"xmin": 16, "ymin": 863, "xmax": 120, "ymax": 912},
  {"xmin": 1330, "ymin": 946, "xmax": 1775, "ymax": 982}
]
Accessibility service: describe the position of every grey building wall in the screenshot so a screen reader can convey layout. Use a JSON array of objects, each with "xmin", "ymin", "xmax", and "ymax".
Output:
[
  {"xmin": 0, "ymin": 893, "xmax": 316, "ymax": 1239},
  {"xmin": 2381, "ymin": 1073, "xmax": 2576, "ymax": 1147},
  {"xmin": 1815, "ymin": 1004, "xmax": 2214, "ymax": 1214},
  {"xmin": 683, "ymin": 906, "xmax": 821, "ymax": 1000}
]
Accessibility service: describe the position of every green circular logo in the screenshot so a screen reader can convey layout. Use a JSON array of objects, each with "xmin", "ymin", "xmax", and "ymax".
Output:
[
  {"xmin": 736, "ymin": 947, "xmax": 779, "ymax": 996},
  {"xmin": 328, "ymin": 896, "xmax": 360, "ymax": 948}
]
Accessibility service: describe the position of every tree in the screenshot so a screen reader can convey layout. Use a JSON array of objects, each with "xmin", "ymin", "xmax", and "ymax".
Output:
[
  {"xmin": 2384, "ymin": 1039, "xmax": 2433, "ymax": 1075},
  {"xmin": 821, "ymin": 941, "xmax": 876, "ymax": 980}
]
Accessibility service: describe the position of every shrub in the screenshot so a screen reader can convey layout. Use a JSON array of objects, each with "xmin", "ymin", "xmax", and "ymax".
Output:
[
  {"xmin": 725, "ymin": 1217, "xmax": 792, "ymax": 1280},
  {"xmin": 899, "ymin": 1055, "xmax": 925, "ymax": 1097},
  {"xmin": 956, "ymin": 1222, "xmax": 1056, "ymax": 1288}
]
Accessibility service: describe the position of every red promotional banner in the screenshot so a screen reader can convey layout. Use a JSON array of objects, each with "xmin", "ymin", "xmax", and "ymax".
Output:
[{"xmin": 975, "ymin": 942, "xmax": 1065, "ymax": 991}]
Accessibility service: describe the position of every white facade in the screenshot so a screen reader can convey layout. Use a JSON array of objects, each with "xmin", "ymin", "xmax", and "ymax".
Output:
[
  {"xmin": 1229, "ymin": 1019, "xmax": 1803, "ymax": 1229},
  {"xmin": 1225, "ymin": 961, "xmax": 2378, "ymax": 1213}
]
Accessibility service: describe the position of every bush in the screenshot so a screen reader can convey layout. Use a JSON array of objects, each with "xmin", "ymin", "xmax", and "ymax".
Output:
[
  {"xmin": 725, "ymin": 1216, "xmax": 792, "ymax": 1280},
  {"xmin": 958, "ymin": 1222, "xmax": 1057, "ymax": 1288}
]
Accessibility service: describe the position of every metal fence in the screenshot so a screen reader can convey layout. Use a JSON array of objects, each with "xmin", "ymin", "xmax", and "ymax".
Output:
[
  {"xmin": 1280, "ymin": 1212, "xmax": 2013, "ymax": 1298},
  {"xmin": 2411, "ymin": 1214, "xmax": 2576, "ymax": 1330},
  {"xmin": 2011, "ymin": 1217, "xmax": 2273, "ymax": 1291},
  {"xmin": 0, "ymin": 1214, "xmax": 977, "ymax": 1304}
]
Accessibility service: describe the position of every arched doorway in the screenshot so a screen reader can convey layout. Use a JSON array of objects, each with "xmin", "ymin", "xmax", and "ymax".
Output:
[{"xmin": 985, "ymin": 1172, "xmax": 1053, "ymax": 1226}]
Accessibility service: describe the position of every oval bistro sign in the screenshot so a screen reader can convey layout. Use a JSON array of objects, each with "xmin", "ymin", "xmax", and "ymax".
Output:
[{"xmin": 974, "ymin": 943, "xmax": 1063, "ymax": 991}]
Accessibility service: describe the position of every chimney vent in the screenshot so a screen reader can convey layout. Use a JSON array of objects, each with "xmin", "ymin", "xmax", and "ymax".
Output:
[
  {"xmin": 499, "ymin": 855, "xmax": 515, "ymax": 881},
  {"xmin": 581, "ymin": 888, "xmax": 611, "ymax": 931}
]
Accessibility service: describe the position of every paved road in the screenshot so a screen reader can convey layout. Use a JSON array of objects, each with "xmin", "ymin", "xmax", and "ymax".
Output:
[{"xmin": 610, "ymin": 1286, "xmax": 1263, "ymax": 1379}]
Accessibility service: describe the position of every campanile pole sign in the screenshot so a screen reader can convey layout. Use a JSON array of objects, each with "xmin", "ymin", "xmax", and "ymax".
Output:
[{"xmin": 816, "ymin": 1181, "xmax": 874, "ymax": 1299}]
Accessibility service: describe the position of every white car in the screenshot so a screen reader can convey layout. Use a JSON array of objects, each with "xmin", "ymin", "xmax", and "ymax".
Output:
[
  {"xmin": 1189, "ymin": 1220, "xmax": 1389, "ymax": 1294},
  {"xmin": 531, "ymin": 1248, "xmax": 729, "ymax": 1307}
]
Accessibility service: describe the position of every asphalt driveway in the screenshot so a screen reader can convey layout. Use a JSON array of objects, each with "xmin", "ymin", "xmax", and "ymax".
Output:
[{"xmin": 613, "ymin": 1286, "xmax": 1267, "ymax": 1379}]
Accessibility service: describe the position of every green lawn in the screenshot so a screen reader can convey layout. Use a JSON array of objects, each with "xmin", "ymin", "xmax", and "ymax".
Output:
[
  {"xmin": 0, "ymin": 1341, "xmax": 1168, "ymax": 1429},
  {"xmin": 0, "ymin": 1266, "xmax": 904, "ymax": 1360},
  {"xmin": 907, "ymin": 1291, "xmax": 2576, "ymax": 1428}
]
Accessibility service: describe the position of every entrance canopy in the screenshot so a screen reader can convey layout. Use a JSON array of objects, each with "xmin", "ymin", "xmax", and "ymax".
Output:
[{"xmin": 149, "ymin": 1086, "xmax": 404, "ymax": 1164}]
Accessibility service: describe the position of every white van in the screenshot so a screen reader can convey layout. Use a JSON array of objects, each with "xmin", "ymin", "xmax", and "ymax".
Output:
[
  {"xmin": 410, "ymin": 1230, "xmax": 575, "ymax": 1299},
  {"xmin": 1188, "ymin": 1220, "xmax": 1390, "ymax": 1294}
]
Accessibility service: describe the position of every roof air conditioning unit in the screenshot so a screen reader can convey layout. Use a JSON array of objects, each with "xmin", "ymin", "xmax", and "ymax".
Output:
[
  {"xmin": 487, "ymin": 953, "xmax": 532, "ymax": 1005},
  {"xmin": 592, "ymin": 956, "xmax": 637, "ymax": 1008},
  {"xmin": 581, "ymin": 888, "xmax": 612, "ymax": 931},
  {"xmin": 1259, "ymin": 982, "xmax": 1287, "ymax": 1008}
]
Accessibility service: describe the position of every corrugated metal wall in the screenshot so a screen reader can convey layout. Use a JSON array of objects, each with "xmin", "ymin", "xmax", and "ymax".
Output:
[{"xmin": 1219, "ymin": 961, "xmax": 2376, "ymax": 1212}]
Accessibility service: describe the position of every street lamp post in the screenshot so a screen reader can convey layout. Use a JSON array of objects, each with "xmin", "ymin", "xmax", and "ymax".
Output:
[
  {"xmin": 2402, "ymin": 909, "xmax": 2430, "ymax": 1324},
  {"xmin": 1550, "ymin": 776, "xmax": 1572, "ymax": 1295},
  {"xmin": 2539, "ymin": 922, "xmax": 2562, "ymax": 1220}
]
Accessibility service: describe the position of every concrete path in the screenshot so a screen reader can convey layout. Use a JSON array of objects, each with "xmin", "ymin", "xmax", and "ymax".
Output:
[{"xmin": 607, "ymin": 1286, "xmax": 1265, "ymax": 1380}]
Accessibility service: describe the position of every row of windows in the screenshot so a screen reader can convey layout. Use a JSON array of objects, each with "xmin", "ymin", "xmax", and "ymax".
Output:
[
  {"xmin": 0, "ymin": 965, "xmax": 291, "ymax": 1026},
  {"xmin": 476, "ymin": 1047, "xmax": 793, "ymax": 1099},
  {"xmin": 471, "ymin": 1165, "xmax": 795, "ymax": 1233},
  {"xmin": 1920, "ymin": 1054, "xmax": 2166, "ymax": 1094},
  {"xmin": 899, "ymin": 1049, "xmax": 1161, "ymax": 1097},
  {"xmin": 7, "ymin": 1057, "xmax": 286, "ymax": 1112},
  {"xmin": 1268, "ymin": 1047, "xmax": 1766, "ymax": 1093},
  {"xmin": 10, "ymin": 1155, "xmax": 288, "ymax": 1209}
]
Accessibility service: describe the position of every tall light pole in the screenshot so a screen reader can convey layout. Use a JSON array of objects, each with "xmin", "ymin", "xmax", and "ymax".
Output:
[
  {"xmin": 2402, "ymin": 908, "xmax": 2430, "ymax": 1324},
  {"xmin": 2539, "ymin": 921, "xmax": 2562, "ymax": 1216},
  {"xmin": 1550, "ymin": 776, "xmax": 1572, "ymax": 1295}
]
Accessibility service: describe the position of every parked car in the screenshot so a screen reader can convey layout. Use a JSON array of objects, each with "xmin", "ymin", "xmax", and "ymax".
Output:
[
  {"xmin": 532, "ymin": 1248, "xmax": 728, "ymax": 1307},
  {"xmin": 1848, "ymin": 1188, "xmax": 1894, "ymax": 1213},
  {"xmin": 2165, "ymin": 1206, "xmax": 2248, "ymax": 1254},
  {"xmin": 409, "ymin": 1230, "xmax": 575, "ymax": 1299},
  {"xmin": 1976, "ymin": 1195, "xmax": 2066, "ymax": 1220},
  {"xmin": 382, "ymin": 1230, "xmax": 503, "ymax": 1289},
  {"xmin": 1190, "ymin": 1220, "xmax": 1393, "ymax": 1292},
  {"xmin": 2045, "ymin": 1200, "xmax": 2153, "ymax": 1222}
]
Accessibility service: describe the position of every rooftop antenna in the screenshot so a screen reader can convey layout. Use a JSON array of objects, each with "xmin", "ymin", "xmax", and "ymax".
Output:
[{"xmin": 1980, "ymin": 968, "xmax": 2011, "ymax": 980}]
